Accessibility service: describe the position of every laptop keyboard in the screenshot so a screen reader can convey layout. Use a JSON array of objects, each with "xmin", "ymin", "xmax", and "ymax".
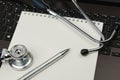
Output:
[
  {"xmin": 0, "ymin": 0, "xmax": 120, "ymax": 57},
  {"xmin": 0, "ymin": 0, "xmax": 37, "ymax": 41}
]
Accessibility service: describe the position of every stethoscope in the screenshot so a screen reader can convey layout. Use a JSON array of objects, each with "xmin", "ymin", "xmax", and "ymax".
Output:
[
  {"xmin": 32, "ymin": 0, "xmax": 118, "ymax": 55},
  {"xmin": 0, "ymin": 0, "xmax": 117, "ymax": 71}
]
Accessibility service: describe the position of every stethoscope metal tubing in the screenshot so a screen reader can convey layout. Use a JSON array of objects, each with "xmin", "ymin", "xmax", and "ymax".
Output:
[
  {"xmin": 47, "ymin": 8, "xmax": 117, "ymax": 52},
  {"xmin": 33, "ymin": 0, "xmax": 117, "ymax": 53},
  {"xmin": 47, "ymin": 9, "xmax": 104, "ymax": 52},
  {"xmin": 47, "ymin": 9, "xmax": 102, "ymax": 44},
  {"xmin": 72, "ymin": 0, "xmax": 117, "ymax": 43}
]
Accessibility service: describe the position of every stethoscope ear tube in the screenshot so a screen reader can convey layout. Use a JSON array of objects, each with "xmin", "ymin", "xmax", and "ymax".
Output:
[{"xmin": 32, "ymin": 0, "xmax": 49, "ymax": 10}]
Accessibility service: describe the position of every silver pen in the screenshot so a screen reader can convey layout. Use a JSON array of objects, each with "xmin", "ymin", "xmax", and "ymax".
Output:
[{"xmin": 18, "ymin": 48, "xmax": 70, "ymax": 80}]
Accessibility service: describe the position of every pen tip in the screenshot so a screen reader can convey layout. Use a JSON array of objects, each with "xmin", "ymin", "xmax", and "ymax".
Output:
[
  {"xmin": 63, "ymin": 48, "xmax": 70, "ymax": 53},
  {"xmin": 67, "ymin": 48, "xmax": 70, "ymax": 51}
]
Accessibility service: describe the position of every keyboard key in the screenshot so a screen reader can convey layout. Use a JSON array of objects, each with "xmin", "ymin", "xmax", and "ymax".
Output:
[
  {"xmin": 4, "ymin": 33, "xmax": 13, "ymax": 41},
  {"xmin": 110, "ymin": 16, "xmax": 117, "ymax": 21},
  {"xmin": 100, "ymin": 46, "xmax": 111, "ymax": 55},
  {"xmin": 100, "ymin": 51, "xmax": 111, "ymax": 55},
  {"xmin": 6, "ymin": 6, "xmax": 13, "ymax": 13},
  {"xmin": 106, "ymin": 25, "xmax": 114, "ymax": 32},
  {"xmin": 7, "ymin": 25, "xmax": 16, "ymax": 33},
  {"xmin": 0, "ymin": 18, "xmax": 5, "ymax": 26},
  {"xmin": 14, "ymin": 7, "xmax": 21, "ymax": 13},
  {"xmin": 100, "ymin": 14, "xmax": 109, "ymax": 22},
  {"xmin": 6, "ymin": 13, "xmax": 15, "ymax": 19},
  {"xmin": 110, "ymin": 40, "xmax": 120, "ymax": 48},
  {"xmin": 6, "ymin": 19, "xmax": 14, "ymax": 26},
  {"xmin": 115, "ymin": 22, "xmax": 120, "ymax": 31},
  {"xmin": 113, "ymin": 30, "xmax": 120, "ymax": 40},
  {"xmin": 112, "ymin": 52, "xmax": 120, "ymax": 57},
  {"xmin": 0, "ymin": 32, "xmax": 4, "ymax": 39},
  {"xmin": 0, "ymin": 24, "xmax": 7, "ymax": 32}
]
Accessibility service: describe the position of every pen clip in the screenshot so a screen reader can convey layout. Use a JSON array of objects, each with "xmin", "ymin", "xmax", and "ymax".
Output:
[{"xmin": 32, "ymin": 0, "xmax": 50, "ymax": 11}]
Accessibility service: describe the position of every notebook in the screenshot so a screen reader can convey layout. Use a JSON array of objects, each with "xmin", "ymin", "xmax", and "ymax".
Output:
[{"xmin": 0, "ymin": 11, "xmax": 103, "ymax": 80}]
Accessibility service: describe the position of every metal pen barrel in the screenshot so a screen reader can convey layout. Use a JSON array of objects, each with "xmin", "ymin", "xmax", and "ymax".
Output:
[{"xmin": 18, "ymin": 48, "xmax": 70, "ymax": 80}]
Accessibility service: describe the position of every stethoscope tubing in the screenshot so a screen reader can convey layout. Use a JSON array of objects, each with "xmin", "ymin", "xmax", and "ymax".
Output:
[{"xmin": 32, "ymin": 0, "xmax": 117, "ymax": 53}]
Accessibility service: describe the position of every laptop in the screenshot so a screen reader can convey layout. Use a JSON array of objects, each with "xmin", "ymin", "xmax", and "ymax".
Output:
[{"xmin": 0, "ymin": 0, "xmax": 120, "ymax": 80}]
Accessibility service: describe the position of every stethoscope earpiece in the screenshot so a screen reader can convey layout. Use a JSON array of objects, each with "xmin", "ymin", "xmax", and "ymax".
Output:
[
  {"xmin": 81, "ymin": 49, "xmax": 89, "ymax": 56},
  {"xmin": 0, "ymin": 45, "xmax": 33, "ymax": 70}
]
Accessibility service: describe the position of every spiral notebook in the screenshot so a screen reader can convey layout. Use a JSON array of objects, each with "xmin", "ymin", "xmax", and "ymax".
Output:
[{"xmin": 0, "ymin": 11, "xmax": 103, "ymax": 80}]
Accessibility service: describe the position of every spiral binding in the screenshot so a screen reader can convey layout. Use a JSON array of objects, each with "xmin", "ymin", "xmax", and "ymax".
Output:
[{"xmin": 22, "ymin": 11, "xmax": 101, "ymax": 26}]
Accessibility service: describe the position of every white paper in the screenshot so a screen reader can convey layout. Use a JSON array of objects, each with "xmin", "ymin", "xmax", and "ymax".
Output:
[{"xmin": 0, "ymin": 11, "xmax": 103, "ymax": 80}]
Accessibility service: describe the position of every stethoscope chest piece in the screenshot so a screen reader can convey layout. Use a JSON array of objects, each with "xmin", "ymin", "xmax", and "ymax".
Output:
[
  {"xmin": 2, "ymin": 45, "xmax": 33, "ymax": 70},
  {"xmin": 8, "ymin": 45, "xmax": 33, "ymax": 70}
]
